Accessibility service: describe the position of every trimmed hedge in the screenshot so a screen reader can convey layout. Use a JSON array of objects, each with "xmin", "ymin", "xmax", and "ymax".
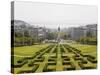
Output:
[
  {"xmin": 12, "ymin": 60, "xmax": 28, "ymax": 68},
  {"xmin": 34, "ymin": 57, "xmax": 44, "ymax": 62},
  {"xmin": 17, "ymin": 58, "xmax": 26, "ymax": 63},
  {"xmin": 82, "ymin": 54, "xmax": 89, "ymax": 57},
  {"xmin": 78, "ymin": 62, "xmax": 94, "ymax": 69},
  {"xmin": 28, "ymin": 60, "xmax": 35, "ymax": 67},
  {"xmin": 63, "ymin": 44, "xmax": 81, "ymax": 54},
  {"xmin": 81, "ymin": 59, "xmax": 88, "ymax": 64},
  {"xmin": 48, "ymin": 62, "xmax": 56, "ymax": 65},
  {"xmin": 17, "ymin": 64, "xmax": 39, "ymax": 73},
  {"xmin": 64, "ymin": 62, "xmax": 75, "ymax": 70},
  {"xmin": 73, "ymin": 56, "xmax": 82, "ymax": 60},
  {"xmin": 63, "ymin": 61, "xmax": 71, "ymax": 65},
  {"xmin": 43, "ymin": 63, "xmax": 56, "ymax": 72},
  {"xmin": 50, "ymin": 56, "xmax": 57, "ymax": 58},
  {"xmin": 32, "ymin": 64, "xmax": 39, "ymax": 72},
  {"xmin": 87, "ymin": 55, "xmax": 97, "ymax": 63},
  {"xmin": 48, "ymin": 58, "xmax": 56, "ymax": 62},
  {"xmin": 63, "ymin": 58, "xmax": 70, "ymax": 61},
  {"xmin": 87, "ymin": 57, "xmax": 97, "ymax": 63}
]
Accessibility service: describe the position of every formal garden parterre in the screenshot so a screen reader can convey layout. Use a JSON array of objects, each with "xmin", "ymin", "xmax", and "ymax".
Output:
[{"xmin": 11, "ymin": 44, "xmax": 97, "ymax": 74}]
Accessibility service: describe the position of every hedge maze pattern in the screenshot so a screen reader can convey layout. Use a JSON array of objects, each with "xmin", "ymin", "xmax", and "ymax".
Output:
[{"xmin": 12, "ymin": 44, "xmax": 97, "ymax": 74}]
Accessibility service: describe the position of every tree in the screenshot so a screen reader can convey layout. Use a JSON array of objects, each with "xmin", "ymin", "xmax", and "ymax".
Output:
[
  {"xmin": 15, "ymin": 32, "xmax": 23, "ymax": 37},
  {"xmin": 46, "ymin": 32, "xmax": 57, "ymax": 40},
  {"xmin": 24, "ymin": 30, "xmax": 30, "ymax": 37}
]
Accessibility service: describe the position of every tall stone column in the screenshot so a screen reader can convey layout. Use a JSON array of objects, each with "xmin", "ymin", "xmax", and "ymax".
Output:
[{"xmin": 57, "ymin": 26, "xmax": 60, "ymax": 43}]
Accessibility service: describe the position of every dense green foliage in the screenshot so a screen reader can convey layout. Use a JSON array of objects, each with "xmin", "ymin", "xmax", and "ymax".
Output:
[{"xmin": 77, "ymin": 36, "xmax": 97, "ymax": 45}]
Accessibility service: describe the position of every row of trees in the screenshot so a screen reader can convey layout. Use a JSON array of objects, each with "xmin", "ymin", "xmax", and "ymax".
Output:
[
  {"xmin": 12, "ymin": 20, "xmax": 49, "ymax": 47},
  {"xmin": 14, "ymin": 30, "xmax": 47, "ymax": 47},
  {"xmin": 14, "ymin": 31, "xmax": 34, "ymax": 47},
  {"xmin": 14, "ymin": 30, "xmax": 58, "ymax": 47},
  {"xmin": 46, "ymin": 32, "xmax": 57, "ymax": 40},
  {"xmin": 76, "ymin": 36, "xmax": 97, "ymax": 45}
]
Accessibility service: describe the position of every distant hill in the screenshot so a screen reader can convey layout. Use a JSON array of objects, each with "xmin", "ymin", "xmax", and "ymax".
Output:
[{"xmin": 11, "ymin": 20, "xmax": 30, "ymax": 27}]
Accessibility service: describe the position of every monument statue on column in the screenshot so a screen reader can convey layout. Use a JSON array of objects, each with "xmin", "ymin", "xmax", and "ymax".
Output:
[{"xmin": 57, "ymin": 26, "xmax": 61, "ymax": 43}]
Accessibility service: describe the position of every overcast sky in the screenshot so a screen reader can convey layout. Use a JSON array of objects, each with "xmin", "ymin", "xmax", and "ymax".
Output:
[{"xmin": 13, "ymin": 1, "xmax": 98, "ymax": 28}]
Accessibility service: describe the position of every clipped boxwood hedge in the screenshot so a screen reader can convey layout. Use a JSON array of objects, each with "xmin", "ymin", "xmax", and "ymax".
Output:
[
  {"xmin": 78, "ymin": 62, "xmax": 94, "ymax": 69},
  {"xmin": 12, "ymin": 60, "xmax": 28, "ymax": 68},
  {"xmin": 28, "ymin": 60, "xmax": 35, "ymax": 67}
]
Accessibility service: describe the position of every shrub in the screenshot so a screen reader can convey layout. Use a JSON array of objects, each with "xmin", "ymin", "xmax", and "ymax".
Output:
[
  {"xmin": 48, "ymin": 62, "xmax": 56, "ymax": 65},
  {"xmin": 28, "ymin": 61, "xmax": 35, "ymax": 67},
  {"xmin": 64, "ymin": 63, "xmax": 75, "ymax": 70},
  {"xmin": 63, "ymin": 58, "xmax": 70, "ymax": 61},
  {"xmin": 63, "ymin": 61, "xmax": 71, "ymax": 65},
  {"xmin": 87, "ymin": 57, "xmax": 97, "ymax": 63},
  {"xmin": 78, "ymin": 62, "xmax": 94, "ymax": 69},
  {"xmin": 81, "ymin": 59, "xmax": 87, "ymax": 64},
  {"xmin": 34, "ymin": 57, "xmax": 44, "ymax": 62},
  {"xmin": 13, "ymin": 60, "xmax": 28, "ymax": 68},
  {"xmin": 17, "ymin": 58, "xmax": 26, "ymax": 63},
  {"xmin": 48, "ymin": 58, "xmax": 56, "ymax": 62},
  {"xmin": 73, "ymin": 56, "xmax": 82, "ymax": 60}
]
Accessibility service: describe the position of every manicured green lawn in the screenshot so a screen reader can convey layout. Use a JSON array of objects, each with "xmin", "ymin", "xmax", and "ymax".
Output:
[
  {"xmin": 68, "ymin": 43, "xmax": 97, "ymax": 57},
  {"xmin": 12, "ymin": 56, "xmax": 24, "ymax": 65},
  {"xmin": 11, "ymin": 44, "xmax": 50, "ymax": 66},
  {"xmin": 12, "ymin": 44, "xmax": 50, "ymax": 56}
]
